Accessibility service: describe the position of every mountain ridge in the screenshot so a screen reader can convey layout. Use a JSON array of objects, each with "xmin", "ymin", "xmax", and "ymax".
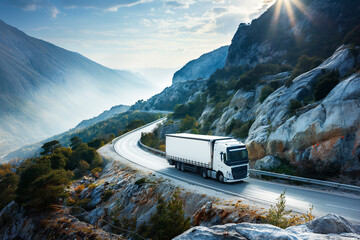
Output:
[{"xmin": 0, "ymin": 19, "xmax": 153, "ymax": 157}]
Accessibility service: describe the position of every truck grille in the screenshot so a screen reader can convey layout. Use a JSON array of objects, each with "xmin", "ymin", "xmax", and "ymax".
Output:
[{"xmin": 232, "ymin": 166, "xmax": 247, "ymax": 180}]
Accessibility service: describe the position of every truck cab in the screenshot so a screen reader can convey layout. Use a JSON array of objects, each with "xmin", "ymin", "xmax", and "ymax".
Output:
[{"xmin": 213, "ymin": 139, "xmax": 249, "ymax": 182}]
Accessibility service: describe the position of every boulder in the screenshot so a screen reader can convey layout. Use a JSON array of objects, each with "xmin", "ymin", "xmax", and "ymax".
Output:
[
  {"xmin": 253, "ymin": 156, "xmax": 281, "ymax": 170},
  {"xmin": 174, "ymin": 225, "xmax": 246, "ymax": 240}
]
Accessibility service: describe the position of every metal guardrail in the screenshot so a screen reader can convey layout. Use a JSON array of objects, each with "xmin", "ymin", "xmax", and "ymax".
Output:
[
  {"xmin": 249, "ymin": 169, "xmax": 360, "ymax": 192},
  {"xmin": 138, "ymin": 140, "xmax": 166, "ymax": 156},
  {"xmin": 111, "ymin": 117, "xmax": 167, "ymax": 145},
  {"xmin": 138, "ymin": 139, "xmax": 360, "ymax": 192}
]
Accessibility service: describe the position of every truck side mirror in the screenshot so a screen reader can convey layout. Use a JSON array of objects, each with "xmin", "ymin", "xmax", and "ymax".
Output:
[{"xmin": 220, "ymin": 152, "xmax": 223, "ymax": 162}]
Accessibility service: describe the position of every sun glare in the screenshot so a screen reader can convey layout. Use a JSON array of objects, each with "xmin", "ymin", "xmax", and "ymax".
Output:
[{"xmin": 272, "ymin": 0, "xmax": 306, "ymax": 27}]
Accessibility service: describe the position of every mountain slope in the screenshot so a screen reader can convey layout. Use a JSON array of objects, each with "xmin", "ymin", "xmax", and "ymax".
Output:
[
  {"xmin": 0, "ymin": 20, "xmax": 153, "ymax": 157},
  {"xmin": 172, "ymin": 46, "xmax": 229, "ymax": 84},
  {"xmin": 227, "ymin": 0, "xmax": 360, "ymax": 67},
  {"xmin": 74, "ymin": 105, "xmax": 130, "ymax": 130},
  {"xmin": 131, "ymin": 46, "xmax": 228, "ymax": 112}
]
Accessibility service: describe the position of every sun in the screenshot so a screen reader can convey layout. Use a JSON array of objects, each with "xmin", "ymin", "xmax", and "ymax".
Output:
[{"xmin": 272, "ymin": 0, "xmax": 306, "ymax": 27}]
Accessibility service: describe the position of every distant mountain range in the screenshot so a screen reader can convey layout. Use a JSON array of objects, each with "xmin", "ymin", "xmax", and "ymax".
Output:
[{"xmin": 0, "ymin": 20, "xmax": 153, "ymax": 157}]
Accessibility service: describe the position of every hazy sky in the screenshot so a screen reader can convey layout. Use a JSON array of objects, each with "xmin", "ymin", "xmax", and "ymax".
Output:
[{"xmin": 0, "ymin": 0, "xmax": 275, "ymax": 71}]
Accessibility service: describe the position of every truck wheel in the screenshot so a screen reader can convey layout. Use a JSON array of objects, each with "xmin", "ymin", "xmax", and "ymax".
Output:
[
  {"xmin": 217, "ymin": 172, "xmax": 224, "ymax": 183},
  {"xmin": 201, "ymin": 168, "xmax": 208, "ymax": 179},
  {"xmin": 176, "ymin": 161, "xmax": 180, "ymax": 170},
  {"xmin": 180, "ymin": 162, "xmax": 186, "ymax": 172}
]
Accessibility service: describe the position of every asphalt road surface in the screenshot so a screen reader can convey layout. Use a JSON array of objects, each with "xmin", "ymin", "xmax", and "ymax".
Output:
[{"xmin": 113, "ymin": 120, "xmax": 360, "ymax": 222}]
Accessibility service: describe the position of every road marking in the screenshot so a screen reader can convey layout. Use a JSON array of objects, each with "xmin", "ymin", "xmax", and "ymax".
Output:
[{"xmin": 325, "ymin": 204, "xmax": 360, "ymax": 212}]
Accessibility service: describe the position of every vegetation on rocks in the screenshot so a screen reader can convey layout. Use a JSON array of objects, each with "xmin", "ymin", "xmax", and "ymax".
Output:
[{"xmin": 266, "ymin": 191, "xmax": 314, "ymax": 229}]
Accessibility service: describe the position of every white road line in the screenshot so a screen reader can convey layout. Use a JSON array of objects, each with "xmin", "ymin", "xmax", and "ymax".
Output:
[{"xmin": 325, "ymin": 204, "xmax": 360, "ymax": 212}]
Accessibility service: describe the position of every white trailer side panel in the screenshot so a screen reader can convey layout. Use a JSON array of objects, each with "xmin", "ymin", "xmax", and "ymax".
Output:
[{"xmin": 166, "ymin": 136, "xmax": 211, "ymax": 166}]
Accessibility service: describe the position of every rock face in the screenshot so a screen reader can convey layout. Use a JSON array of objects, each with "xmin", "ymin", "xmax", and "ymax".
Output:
[
  {"xmin": 173, "ymin": 46, "xmax": 229, "ymax": 84},
  {"xmin": 226, "ymin": 0, "xmax": 360, "ymax": 67},
  {"xmin": 175, "ymin": 214, "xmax": 360, "ymax": 240},
  {"xmin": 246, "ymin": 46, "xmax": 360, "ymax": 171}
]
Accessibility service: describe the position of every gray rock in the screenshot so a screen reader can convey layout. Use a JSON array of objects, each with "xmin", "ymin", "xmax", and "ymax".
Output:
[
  {"xmin": 306, "ymin": 214, "xmax": 359, "ymax": 234},
  {"xmin": 157, "ymin": 123, "xmax": 179, "ymax": 139},
  {"xmin": 174, "ymin": 225, "xmax": 246, "ymax": 240},
  {"xmin": 175, "ymin": 214, "xmax": 360, "ymax": 240},
  {"xmin": 88, "ymin": 184, "xmax": 105, "ymax": 209},
  {"xmin": 253, "ymin": 155, "xmax": 281, "ymax": 170}
]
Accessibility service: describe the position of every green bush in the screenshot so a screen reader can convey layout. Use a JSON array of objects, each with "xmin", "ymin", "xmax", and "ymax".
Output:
[
  {"xmin": 102, "ymin": 189, "xmax": 113, "ymax": 202},
  {"xmin": 141, "ymin": 131, "xmax": 165, "ymax": 151},
  {"xmin": 0, "ymin": 171, "xmax": 18, "ymax": 210},
  {"xmin": 259, "ymin": 85, "xmax": 275, "ymax": 103},
  {"xmin": 287, "ymin": 55, "xmax": 323, "ymax": 87},
  {"xmin": 289, "ymin": 100, "xmax": 303, "ymax": 115},
  {"xmin": 180, "ymin": 115, "xmax": 198, "ymax": 132},
  {"xmin": 313, "ymin": 70, "xmax": 340, "ymax": 101},
  {"xmin": 266, "ymin": 191, "xmax": 314, "ymax": 228},
  {"xmin": 141, "ymin": 191, "xmax": 190, "ymax": 240},
  {"xmin": 228, "ymin": 119, "xmax": 254, "ymax": 139}
]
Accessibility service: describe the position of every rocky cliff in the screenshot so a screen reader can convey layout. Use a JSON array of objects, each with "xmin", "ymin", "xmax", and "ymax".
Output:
[{"xmin": 197, "ymin": 45, "xmax": 360, "ymax": 175}]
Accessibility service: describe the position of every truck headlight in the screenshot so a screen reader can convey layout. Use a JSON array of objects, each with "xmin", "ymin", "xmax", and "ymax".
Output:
[{"xmin": 227, "ymin": 172, "xmax": 233, "ymax": 179}]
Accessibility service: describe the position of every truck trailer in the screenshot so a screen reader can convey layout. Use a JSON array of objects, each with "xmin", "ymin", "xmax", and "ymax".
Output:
[{"xmin": 166, "ymin": 133, "xmax": 249, "ymax": 183}]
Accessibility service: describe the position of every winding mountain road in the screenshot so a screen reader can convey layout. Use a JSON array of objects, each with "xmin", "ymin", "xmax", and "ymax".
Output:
[{"xmin": 112, "ymin": 119, "xmax": 360, "ymax": 222}]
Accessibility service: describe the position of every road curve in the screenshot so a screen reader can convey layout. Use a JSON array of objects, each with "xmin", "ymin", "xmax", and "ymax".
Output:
[{"xmin": 113, "ymin": 120, "xmax": 360, "ymax": 222}]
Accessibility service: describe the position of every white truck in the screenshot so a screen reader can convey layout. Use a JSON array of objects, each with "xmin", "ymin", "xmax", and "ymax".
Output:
[{"xmin": 166, "ymin": 133, "xmax": 249, "ymax": 183}]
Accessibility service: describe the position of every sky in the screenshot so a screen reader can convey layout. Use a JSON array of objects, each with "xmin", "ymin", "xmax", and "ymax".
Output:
[{"xmin": 0, "ymin": 0, "xmax": 275, "ymax": 73}]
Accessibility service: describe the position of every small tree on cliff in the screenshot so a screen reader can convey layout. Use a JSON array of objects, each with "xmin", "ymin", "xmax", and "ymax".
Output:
[{"xmin": 143, "ymin": 191, "xmax": 190, "ymax": 240}]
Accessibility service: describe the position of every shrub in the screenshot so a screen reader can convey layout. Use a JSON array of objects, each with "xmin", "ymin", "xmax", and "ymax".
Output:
[
  {"xmin": 142, "ymin": 191, "xmax": 190, "ymax": 240},
  {"xmin": 259, "ymin": 85, "xmax": 275, "ymax": 103},
  {"xmin": 0, "ymin": 172, "xmax": 18, "ymax": 210},
  {"xmin": 287, "ymin": 55, "xmax": 323, "ymax": 87},
  {"xmin": 102, "ymin": 189, "xmax": 113, "ymax": 202},
  {"xmin": 135, "ymin": 177, "xmax": 147, "ymax": 185},
  {"xmin": 289, "ymin": 100, "xmax": 303, "ymax": 115},
  {"xmin": 180, "ymin": 115, "xmax": 198, "ymax": 132},
  {"xmin": 74, "ymin": 184, "xmax": 85, "ymax": 194},
  {"xmin": 229, "ymin": 119, "xmax": 254, "ymax": 139},
  {"xmin": 313, "ymin": 70, "xmax": 340, "ymax": 101},
  {"xmin": 91, "ymin": 167, "xmax": 102, "ymax": 178},
  {"xmin": 266, "ymin": 190, "xmax": 314, "ymax": 228}
]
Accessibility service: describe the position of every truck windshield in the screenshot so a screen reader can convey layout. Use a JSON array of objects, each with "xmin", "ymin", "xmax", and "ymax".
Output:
[{"xmin": 226, "ymin": 147, "xmax": 248, "ymax": 166}]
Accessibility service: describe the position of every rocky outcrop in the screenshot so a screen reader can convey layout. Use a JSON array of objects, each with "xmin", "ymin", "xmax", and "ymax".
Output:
[
  {"xmin": 246, "ymin": 45, "xmax": 360, "ymax": 172},
  {"xmin": 0, "ymin": 201, "xmax": 121, "ymax": 240},
  {"xmin": 173, "ymin": 46, "xmax": 229, "ymax": 84},
  {"xmin": 175, "ymin": 214, "xmax": 360, "ymax": 239}
]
